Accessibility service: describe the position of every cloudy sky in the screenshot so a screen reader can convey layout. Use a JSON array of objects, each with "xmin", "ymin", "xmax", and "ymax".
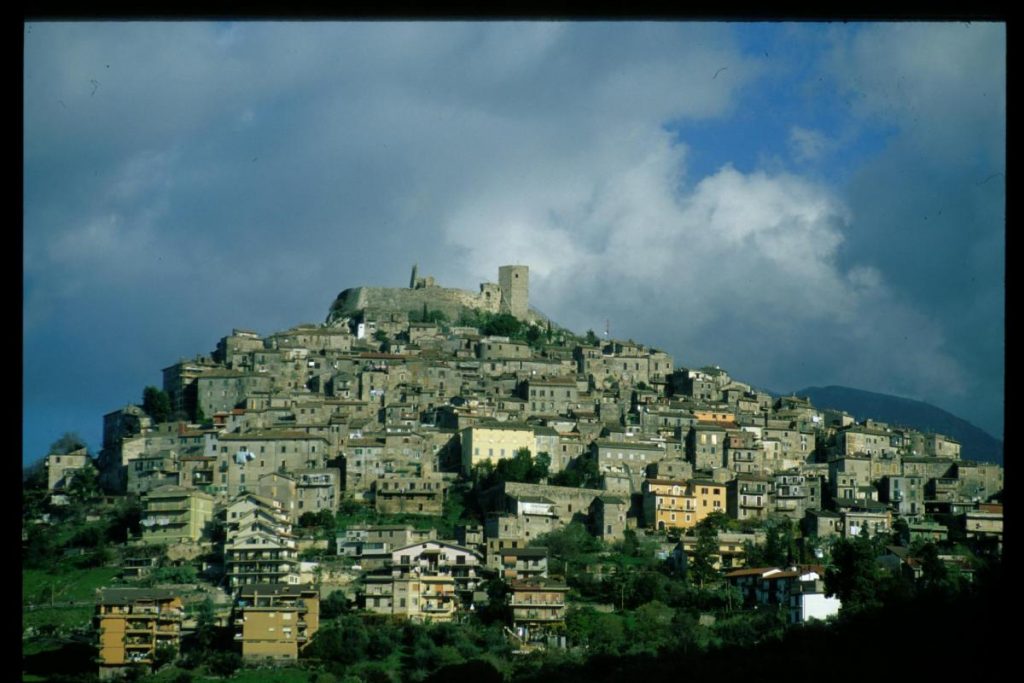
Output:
[{"xmin": 24, "ymin": 22, "xmax": 1004, "ymax": 465}]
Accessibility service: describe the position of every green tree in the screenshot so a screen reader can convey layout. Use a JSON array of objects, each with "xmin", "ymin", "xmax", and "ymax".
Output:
[
  {"xmin": 143, "ymin": 386, "xmax": 172, "ymax": 423},
  {"xmin": 66, "ymin": 462, "xmax": 100, "ymax": 503},
  {"xmin": 584, "ymin": 330, "xmax": 599, "ymax": 345},
  {"xmin": 689, "ymin": 518, "xmax": 721, "ymax": 588},
  {"xmin": 825, "ymin": 535, "xmax": 883, "ymax": 614},
  {"xmin": 49, "ymin": 431, "xmax": 88, "ymax": 455},
  {"xmin": 629, "ymin": 600, "xmax": 675, "ymax": 654},
  {"xmin": 549, "ymin": 454, "xmax": 601, "ymax": 488},
  {"xmin": 320, "ymin": 590, "xmax": 351, "ymax": 619},
  {"xmin": 480, "ymin": 313, "xmax": 522, "ymax": 337},
  {"xmin": 892, "ymin": 517, "xmax": 912, "ymax": 546}
]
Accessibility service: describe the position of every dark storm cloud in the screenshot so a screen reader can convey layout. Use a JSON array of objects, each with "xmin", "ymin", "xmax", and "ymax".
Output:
[{"xmin": 22, "ymin": 22, "xmax": 1003, "ymax": 463}]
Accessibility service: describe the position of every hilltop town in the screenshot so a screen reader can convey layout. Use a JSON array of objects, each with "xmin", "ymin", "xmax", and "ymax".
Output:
[{"xmin": 24, "ymin": 265, "xmax": 1005, "ymax": 682}]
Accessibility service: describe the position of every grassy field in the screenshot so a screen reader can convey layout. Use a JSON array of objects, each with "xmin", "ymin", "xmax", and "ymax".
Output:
[{"xmin": 23, "ymin": 565, "xmax": 121, "ymax": 606}]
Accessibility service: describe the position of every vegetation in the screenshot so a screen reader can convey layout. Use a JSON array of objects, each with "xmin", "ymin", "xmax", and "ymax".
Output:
[
  {"xmin": 50, "ymin": 431, "xmax": 89, "ymax": 455},
  {"xmin": 143, "ymin": 386, "xmax": 172, "ymax": 423},
  {"xmin": 472, "ymin": 448, "xmax": 550, "ymax": 491},
  {"xmin": 548, "ymin": 455, "xmax": 601, "ymax": 489}
]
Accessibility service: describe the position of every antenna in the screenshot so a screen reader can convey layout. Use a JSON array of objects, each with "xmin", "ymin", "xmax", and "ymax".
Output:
[{"xmin": 604, "ymin": 319, "xmax": 610, "ymax": 338}]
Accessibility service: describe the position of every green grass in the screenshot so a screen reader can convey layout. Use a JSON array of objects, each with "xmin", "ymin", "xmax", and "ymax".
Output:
[
  {"xmin": 23, "ymin": 604, "xmax": 95, "ymax": 630},
  {"xmin": 23, "ymin": 565, "xmax": 122, "ymax": 606}
]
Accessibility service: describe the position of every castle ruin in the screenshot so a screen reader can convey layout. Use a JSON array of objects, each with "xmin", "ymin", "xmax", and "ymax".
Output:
[{"xmin": 327, "ymin": 265, "xmax": 534, "ymax": 326}]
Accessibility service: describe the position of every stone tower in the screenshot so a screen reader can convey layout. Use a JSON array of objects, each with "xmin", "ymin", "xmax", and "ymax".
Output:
[{"xmin": 498, "ymin": 265, "xmax": 529, "ymax": 319}]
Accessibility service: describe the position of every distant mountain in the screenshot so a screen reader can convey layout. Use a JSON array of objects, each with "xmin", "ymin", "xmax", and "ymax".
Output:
[{"xmin": 792, "ymin": 385, "xmax": 1003, "ymax": 465}]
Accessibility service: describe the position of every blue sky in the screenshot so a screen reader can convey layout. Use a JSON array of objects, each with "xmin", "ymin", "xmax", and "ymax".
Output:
[{"xmin": 23, "ymin": 22, "xmax": 1005, "ymax": 465}]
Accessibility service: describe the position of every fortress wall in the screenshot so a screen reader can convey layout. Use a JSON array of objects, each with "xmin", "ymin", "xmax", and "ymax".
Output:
[{"xmin": 329, "ymin": 286, "xmax": 503, "ymax": 324}]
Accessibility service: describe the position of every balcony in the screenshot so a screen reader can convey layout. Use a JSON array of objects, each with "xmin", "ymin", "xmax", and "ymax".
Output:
[
  {"xmin": 510, "ymin": 599, "xmax": 565, "ymax": 608},
  {"xmin": 421, "ymin": 604, "xmax": 452, "ymax": 613}
]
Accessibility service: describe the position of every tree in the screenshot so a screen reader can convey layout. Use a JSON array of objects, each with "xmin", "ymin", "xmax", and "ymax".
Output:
[
  {"xmin": 143, "ymin": 386, "xmax": 172, "ymax": 423},
  {"xmin": 480, "ymin": 313, "xmax": 522, "ymax": 337},
  {"xmin": 689, "ymin": 518, "xmax": 721, "ymax": 588},
  {"xmin": 320, "ymin": 590, "xmax": 351, "ymax": 619},
  {"xmin": 584, "ymin": 330, "xmax": 599, "ymax": 345},
  {"xmin": 825, "ymin": 535, "xmax": 883, "ymax": 614},
  {"xmin": 66, "ymin": 462, "xmax": 100, "ymax": 503},
  {"xmin": 549, "ymin": 454, "xmax": 601, "ymax": 489},
  {"xmin": 49, "ymin": 431, "xmax": 87, "ymax": 455}
]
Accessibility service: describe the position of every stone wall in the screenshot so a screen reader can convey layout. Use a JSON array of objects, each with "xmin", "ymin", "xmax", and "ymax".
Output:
[{"xmin": 326, "ymin": 266, "xmax": 539, "ymax": 326}]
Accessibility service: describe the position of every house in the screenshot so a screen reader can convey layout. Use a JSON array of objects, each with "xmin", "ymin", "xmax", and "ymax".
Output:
[
  {"xmin": 726, "ymin": 474, "xmax": 772, "ymax": 522},
  {"xmin": 642, "ymin": 479, "xmax": 697, "ymax": 531},
  {"xmin": 140, "ymin": 485, "xmax": 216, "ymax": 545},
  {"xmin": 878, "ymin": 475, "xmax": 925, "ymax": 519},
  {"xmin": 786, "ymin": 572, "xmax": 841, "ymax": 624},
  {"xmin": 95, "ymin": 588, "xmax": 183, "ymax": 680},
  {"xmin": 589, "ymin": 494, "xmax": 631, "ymax": 542},
  {"xmin": 687, "ymin": 422, "xmax": 728, "ymax": 471},
  {"xmin": 235, "ymin": 583, "xmax": 319, "ymax": 662},
  {"xmin": 361, "ymin": 540, "xmax": 485, "ymax": 622},
  {"xmin": 499, "ymin": 547, "xmax": 550, "ymax": 581},
  {"xmin": 372, "ymin": 473, "xmax": 446, "ymax": 515},
  {"xmin": 724, "ymin": 565, "xmax": 837, "ymax": 622},
  {"xmin": 509, "ymin": 578, "xmax": 568, "ymax": 648},
  {"xmin": 674, "ymin": 530, "xmax": 766, "ymax": 571},
  {"xmin": 460, "ymin": 422, "xmax": 536, "ymax": 475},
  {"xmin": 225, "ymin": 531, "xmax": 300, "ymax": 589},
  {"xmin": 44, "ymin": 448, "xmax": 92, "ymax": 493},
  {"xmin": 225, "ymin": 494, "xmax": 299, "ymax": 588}
]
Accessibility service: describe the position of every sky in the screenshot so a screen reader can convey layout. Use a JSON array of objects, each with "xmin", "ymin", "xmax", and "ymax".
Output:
[{"xmin": 23, "ymin": 22, "xmax": 1005, "ymax": 466}]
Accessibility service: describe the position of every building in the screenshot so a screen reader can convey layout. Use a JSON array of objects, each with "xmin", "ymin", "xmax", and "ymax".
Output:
[
  {"xmin": 140, "ymin": 485, "xmax": 216, "ymax": 545},
  {"xmin": 460, "ymin": 423, "xmax": 536, "ymax": 475},
  {"xmin": 498, "ymin": 547, "xmax": 550, "ymax": 581},
  {"xmin": 509, "ymin": 578, "xmax": 568, "ymax": 648},
  {"xmin": 235, "ymin": 583, "xmax": 320, "ymax": 662},
  {"xmin": 726, "ymin": 474, "xmax": 772, "ymax": 522},
  {"xmin": 371, "ymin": 474, "xmax": 446, "ymax": 515},
  {"xmin": 642, "ymin": 478, "xmax": 726, "ymax": 532},
  {"xmin": 44, "ymin": 448, "xmax": 92, "ymax": 492},
  {"xmin": 96, "ymin": 588, "xmax": 183, "ymax": 679}
]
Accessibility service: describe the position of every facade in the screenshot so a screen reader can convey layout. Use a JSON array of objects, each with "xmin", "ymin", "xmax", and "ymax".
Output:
[
  {"xmin": 509, "ymin": 578, "xmax": 568, "ymax": 647},
  {"xmin": 140, "ymin": 485, "xmax": 216, "ymax": 544},
  {"xmin": 726, "ymin": 474, "xmax": 772, "ymax": 522},
  {"xmin": 96, "ymin": 589, "xmax": 183, "ymax": 679},
  {"xmin": 235, "ymin": 583, "xmax": 319, "ymax": 661},
  {"xmin": 642, "ymin": 478, "xmax": 727, "ymax": 531},
  {"xmin": 45, "ymin": 448, "xmax": 92, "ymax": 492},
  {"xmin": 372, "ymin": 474, "xmax": 446, "ymax": 515},
  {"xmin": 460, "ymin": 423, "xmax": 536, "ymax": 475}
]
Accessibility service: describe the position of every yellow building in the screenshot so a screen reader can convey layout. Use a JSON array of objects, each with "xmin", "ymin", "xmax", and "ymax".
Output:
[
  {"xmin": 141, "ymin": 485, "xmax": 216, "ymax": 544},
  {"xmin": 642, "ymin": 478, "xmax": 726, "ymax": 532},
  {"xmin": 643, "ymin": 479, "xmax": 697, "ymax": 531},
  {"xmin": 235, "ymin": 583, "xmax": 320, "ymax": 662},
  {"xmin": 690, "ymin": 478, "xmax": 727, "ymax": 520},
  {"xmin": 460, "ymin": 423, "xmax": 535, "ymax": 475},
  {"xmin": 96, "ymin": 588, "xmax": 183, "ymax": 679}
]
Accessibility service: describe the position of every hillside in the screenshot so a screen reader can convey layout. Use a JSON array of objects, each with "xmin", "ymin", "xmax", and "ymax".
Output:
[{"xmin": 793, "ymin": 385, "xmax": 1003, "ymax": 465}]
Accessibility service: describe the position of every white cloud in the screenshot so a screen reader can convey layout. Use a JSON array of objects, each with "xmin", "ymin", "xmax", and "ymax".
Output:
[
  {"xmin": 23, "ymin": 22, "xmax": 990, "ymax": 453},
  {"xmin": 789, "ymin": 126, "xmax": 834, "ymax": 163}
]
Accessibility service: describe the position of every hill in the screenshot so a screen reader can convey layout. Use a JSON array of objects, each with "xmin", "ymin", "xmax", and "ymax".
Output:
[{"xmin": 792, "ymin": 385, "xmax": 1003, "ymax": 465}]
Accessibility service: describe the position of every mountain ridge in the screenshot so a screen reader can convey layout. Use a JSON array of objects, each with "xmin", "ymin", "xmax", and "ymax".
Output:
[{"xmin": 792, "ymin": 385, "xmax": 1003, "ymax": 465}]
